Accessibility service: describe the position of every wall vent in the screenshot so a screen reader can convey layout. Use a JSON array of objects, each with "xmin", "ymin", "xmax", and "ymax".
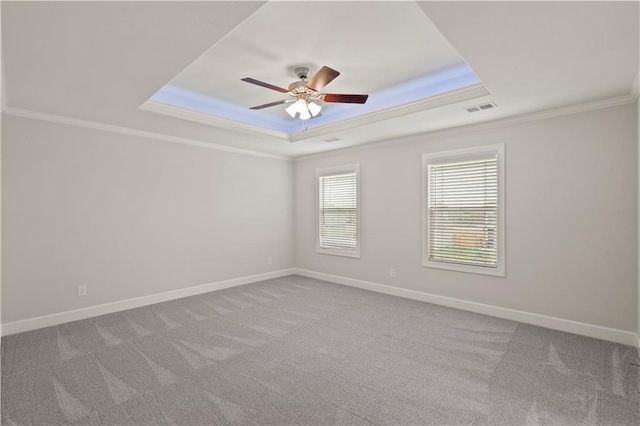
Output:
[{"xmin": 465, "ymin": 102, "xmax": 497, "ymax": 113}]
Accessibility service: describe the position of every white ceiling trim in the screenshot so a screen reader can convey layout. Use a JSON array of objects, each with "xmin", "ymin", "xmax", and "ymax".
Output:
[
  {"xmin": 139, "ymin": 100, "xmax": 288, "ymax": 141},
  {"xmin": 4, "ymin": 93, "xmax": 634, "ymax": 163},
  {"xmin": 1, "ymin": 106, "xmax": 291, "ymax": 161},
  {"xmin": 288, "ymin": 84, "xmax": 490, "ymax": 142},
  {"xmin": 295, "ymin": 93, "xmax": 637, "ymax": 162},
  {"xmin": 141, "ymin": 83, "xmax": 490, "ymax": 144}
]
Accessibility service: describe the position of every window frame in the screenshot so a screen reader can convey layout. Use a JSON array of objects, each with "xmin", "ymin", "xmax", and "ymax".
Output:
[
  {"xmin": 422, "ymin": 144, "xmax": 505, "ymax": 277},
  {"xmin": 316, "ymin": 163, "xmax": 361, "ymax": 258}
]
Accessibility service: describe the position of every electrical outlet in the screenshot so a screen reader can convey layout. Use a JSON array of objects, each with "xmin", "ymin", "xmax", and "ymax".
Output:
[
  {"xmin": 267, "ymin": 257, "xmax": 273, "ymax": 265},
  {"xmin": 389, "ymin": 268, "xmax": 396, "ymax": 278},
  {"xmin": 77, "ymin": 285, "xmax": 87, "ymax": 297}
]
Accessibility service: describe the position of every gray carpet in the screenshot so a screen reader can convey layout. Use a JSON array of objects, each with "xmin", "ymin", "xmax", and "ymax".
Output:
[{"xmin": 2, "ymin": 275, "xmax": 639, "ymax": 425}]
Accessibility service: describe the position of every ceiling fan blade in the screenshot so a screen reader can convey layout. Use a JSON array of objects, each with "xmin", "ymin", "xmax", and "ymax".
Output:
[
  {"xmin": 249, "ymin": 99, "xmax": 290, "ymax": 110},
  {"xmin": 306, "ymin": 66, "xmax": 340, "ymax": 92},
  {"xmin": 320, "ymin": 94, "xmax": 369, "ymax": 104},
  {"xmin": 241, "ymin": 77, "xmax": 289, "ymax": 93}
]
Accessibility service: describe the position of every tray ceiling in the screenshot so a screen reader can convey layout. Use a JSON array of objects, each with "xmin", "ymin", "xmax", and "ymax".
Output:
[{"xmin": 142, "ymin": 1, "xmax": 485, "ymax": 140}]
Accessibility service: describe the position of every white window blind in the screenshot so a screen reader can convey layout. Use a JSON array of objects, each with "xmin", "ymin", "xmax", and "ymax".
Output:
[
  {"xmin": 317, "ymin": 165, "xmax": 359, "ymax": 257},
  {"xmin": 423, "ymin": 145, "xmax": 504, "ymax": 276}
]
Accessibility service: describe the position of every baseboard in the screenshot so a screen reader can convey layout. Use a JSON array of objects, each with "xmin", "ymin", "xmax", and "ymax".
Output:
[
  {"xmin": 294, "ymin": 268, "xmax": 639, "ymax": 347},
  {"xmin": 1, "ymin": 268, "xmax": 296, "ymax": 336},
  {"xmin": 4, "ymin": 267, "xmax": 638, "ymax": 348}
]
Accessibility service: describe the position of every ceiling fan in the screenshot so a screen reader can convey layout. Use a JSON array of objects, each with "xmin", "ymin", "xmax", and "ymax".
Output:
[{"xmin": 241, "ymin": 66, "xmax": 369, "ymax": 120}]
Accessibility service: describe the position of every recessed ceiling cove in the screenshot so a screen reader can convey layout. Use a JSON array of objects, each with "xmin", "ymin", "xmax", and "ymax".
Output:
[{"xmin": 140, "ymin": 1, "xmax": 488, "ymax": 141}]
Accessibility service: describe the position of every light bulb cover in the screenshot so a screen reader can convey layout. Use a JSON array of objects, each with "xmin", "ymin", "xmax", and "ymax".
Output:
[
  {"xmin": 294, "ymin": 99, "xmax": 306, "ymax": 113},
  {"xmin": 285, "ymin": 103, "xmax": 298, "ymax": 118},
  {"xmin": 299, "ymin": 107, "xmax": 311, "ymax": 120},
  {"xmin": 286, "ymin": 99, "xmax": 319, "ymax": 120},
  {"xmin": 308, "ymin": 101, "xmax": 322, "ymax": 117}
]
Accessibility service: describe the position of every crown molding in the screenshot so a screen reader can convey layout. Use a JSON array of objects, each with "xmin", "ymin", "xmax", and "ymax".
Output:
[
  {"xmin": 140, "ymin": 84, "xmax": 490, "ymax": 144},
  {"xmin": 294, "ymin": 93, "xmax": 636, "ymax": 161},
  {"xmin": 288, "ymin": 83, "xmax": 491, "ymax": 142},
  {"xmin": 3, "ymin": 92, "xmax": 634, "ymax": 163},
  {"xmin": 1, "ymin": 106, "xmax": 292, "ymax": 161},
  {"xmin": 139, "ymin": 100, "xmax": 289, "ymax": 141}
]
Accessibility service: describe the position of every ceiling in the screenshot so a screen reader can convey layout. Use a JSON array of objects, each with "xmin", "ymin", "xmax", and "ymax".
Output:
[
  {"xmin": 146, "ymin": 1, "xmax": 482, "ymax": 137},
  {"xmin": 2, "ymin": 1, "xmax": 638, "ymax": 158}
]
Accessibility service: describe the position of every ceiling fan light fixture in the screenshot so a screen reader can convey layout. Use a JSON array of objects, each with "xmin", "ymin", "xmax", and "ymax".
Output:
[
  {"xmin": 299, "ymin": 106, "xmax": 312, "ymax": 120},
  {"xmin": 285, "ymin": 102, "xmax": 298, "ymax": 118},
  {"xmin": 294, "ymin": 99, "xmax": 307, "ymax": 112},
  {"xmin": 286, "ymin": 99, "xmax": 316, "ymax": 120},
  {"xmin": 308, "ymin": 101, "xmax": 322, "ymax": 117},
  {"xmin": 243, "ymin": 65, "xmax": 367, "ymax": 119}
]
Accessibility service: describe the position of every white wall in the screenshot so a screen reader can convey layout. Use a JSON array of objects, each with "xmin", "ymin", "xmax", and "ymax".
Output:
[
  {"xmin": 295, "ymin": 104, "xmax": 637, "ymax": 332},
  {"xmin": 2, "ymin": 103, "xmax": 637, "ymax": 337},
  {"xmin": 1, "ymin": 114, "xmax": 294, "ymax": 324}
]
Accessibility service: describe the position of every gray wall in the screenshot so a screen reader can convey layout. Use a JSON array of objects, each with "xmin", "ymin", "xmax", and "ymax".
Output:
[
  {"xmin": 1, "ymin": 114, "xmax": 294, "ymax": 323},
  {"xmin": 295, "ymin": 104, "xmax": 638, "ymax": 332}
]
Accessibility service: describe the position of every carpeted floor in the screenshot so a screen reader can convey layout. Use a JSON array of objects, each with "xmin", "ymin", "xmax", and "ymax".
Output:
[{"xmin": 2, "ymin": 275, "xmax": 639, "ymax": 425}]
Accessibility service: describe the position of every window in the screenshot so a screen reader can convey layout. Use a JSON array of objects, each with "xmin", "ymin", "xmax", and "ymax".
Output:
[
  {"xmin": 316, "ymin": 164, "xmax": 360, "ymax": 258},
  {"xmin": 422, "ymin": 144, "xmax": 505, "ymax": 276}
]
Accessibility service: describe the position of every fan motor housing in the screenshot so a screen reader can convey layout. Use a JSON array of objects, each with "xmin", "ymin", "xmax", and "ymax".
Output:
[{"xmin": 288, "ymin": 80, "xmax": 314, "ymax": 94}]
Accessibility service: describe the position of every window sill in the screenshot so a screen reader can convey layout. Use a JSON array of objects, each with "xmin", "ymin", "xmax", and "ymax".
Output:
[
  {"xmin": 317, "ymin": 248, "xmax": 361, "ymax": 258},
  {"xmin": 423, "ymin": 259, "xmax": 505, "ymax": 277}
]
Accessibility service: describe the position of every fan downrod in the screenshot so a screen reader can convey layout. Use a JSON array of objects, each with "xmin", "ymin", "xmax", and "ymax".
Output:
[{"xmin": 289, "ymin": 66, "xmax": 313, "ymax": 94}]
